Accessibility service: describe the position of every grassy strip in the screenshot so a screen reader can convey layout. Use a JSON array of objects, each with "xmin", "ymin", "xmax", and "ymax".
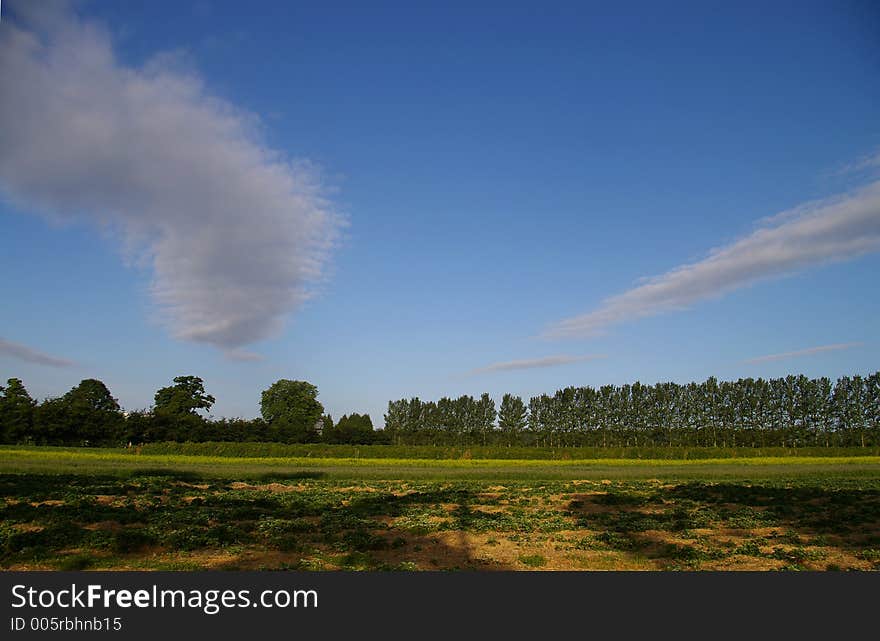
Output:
[
  {"xmin": 6, "ymin": 443, "xmax": 880, "ymax": 461},
  {"xmin": 3, "ymin": 447, "xmax": 880, "ymax": 468},
  {"xmin": 1, "ymin": 447, "xmax": 879, "ymax": 480},
  {"xmin": 125, "ymin": 442, "xmax": 880, "ymax": 460}
]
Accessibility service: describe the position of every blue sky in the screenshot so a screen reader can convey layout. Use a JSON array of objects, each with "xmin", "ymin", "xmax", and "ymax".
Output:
[{"xmin": 1, "ymin": 0, "xmax": 879, "ymax": 424}]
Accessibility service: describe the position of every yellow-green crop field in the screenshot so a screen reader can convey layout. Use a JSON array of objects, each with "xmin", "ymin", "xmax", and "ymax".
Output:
[{"xmin": 2, "ymin": 445, "xmax": 880, "ymax": 479}]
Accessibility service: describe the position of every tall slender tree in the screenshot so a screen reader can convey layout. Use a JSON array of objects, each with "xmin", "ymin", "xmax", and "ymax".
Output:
[{"xmin": 498, "ymin": 393, "xmax": 527, "ymax": 445}]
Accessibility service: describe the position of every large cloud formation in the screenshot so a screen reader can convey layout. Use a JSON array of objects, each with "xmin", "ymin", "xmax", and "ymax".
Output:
[
  {"xmin": 545, "ymin": 181, "xmax": 880, "ymax": 338},
  {"xmin": 0, "ymin": 2, "xmax": 340, "ymax": 353}
]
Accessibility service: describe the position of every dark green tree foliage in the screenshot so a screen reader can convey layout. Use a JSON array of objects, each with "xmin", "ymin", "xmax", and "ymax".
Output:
[
  {"xmin": 324, "ymin": 413, "xmax": 375, "ymax": 444},
  {"xmin": 6, "ymin": 370, "xmax": 880, "ymax": 448},
  {"xmin": 385, "ymin": 371, "xmax": 880, "ymax": 447},
  {"xmin": 146, "ymin": 376, "xmax": 216, "ymax": 442},
  {"xmin": 32, "ymin": 397, "xmax": 73, "ymax": 444},
  {"xmin": 3, "ymin": 378, "xmax": 124, "ymax": 446},
  {"xmin": 498, "ymin": 393, "xmax": 527, "ymax": 443},
  {"xmin": 121, "ymin": 409, "xmax": 152, "ymax": 445},
  {"xmin": 154, "ymin": 376, "xmax": 215, "ymax": 416},
  {"xmin": 0, "ymin": 378, "xmax": 36, "ymax": 444},
  {"xmin": 121, "ymin": 410, "xmax": 269, "ymax": 445},
  {"xmin": 475, "ymin": 393, "xmax": 497, "ymax": 445},
  {"xmin": 64, "ymin": 379, "xmax": 120, "ymax": 412},
  {"xmin": 60, "ymin": 379, "xmax": 124, "ymax": 445},
  {"xmin": 260, "ymin": 380, "xmax": 324, "ymax": 443},
  {"xmin": 382, "ymin": 399, "xmax": 407, "ymax": 444}
]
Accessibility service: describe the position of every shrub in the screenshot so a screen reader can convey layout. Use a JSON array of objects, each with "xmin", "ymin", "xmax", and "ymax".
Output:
[
  {"xmin": 113, "ymin": 529, "xmax": 158, "ymax": 553},
  {"xmin": 57, "ymin": 553, "xmax": 95, "ymax": 571},
  {"xmin": 518, "ymin": 554, "xmax": 546, "ymax": 567}
]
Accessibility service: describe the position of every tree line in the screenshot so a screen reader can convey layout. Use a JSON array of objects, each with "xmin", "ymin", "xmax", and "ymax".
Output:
[
  {"xmin": 0, "ymin": 376, "xmax": 386, "ymax": 446},
  {"xmin": 383, "ymin": 373, "xmax": 880, "ymax": 448},
  {"xmin": 2, "ymin": 371, "xmax": 878, "ymax": 448}
]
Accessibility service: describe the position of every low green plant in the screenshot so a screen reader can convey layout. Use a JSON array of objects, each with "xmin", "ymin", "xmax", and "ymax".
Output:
[{"xmin": 518, "ymin": 554, "xmax": 547, "ymax": 567}]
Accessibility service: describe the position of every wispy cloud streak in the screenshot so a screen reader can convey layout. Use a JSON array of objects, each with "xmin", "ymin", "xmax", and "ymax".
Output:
[
  {"xmin": 544, "ymin": 181, "xmax": 880, "ymax": 338},
  {"xmin": 470, "ymin": 354, "xmax": 606, "ymax": 375},
  {"xmin": 834, "ymin": 150, "xmax": 880, "ymax": 177},
  {"xmin": 743, "ymin": 342, "xmax": 863, "ymax": 364},
  {"xmin": 0, "ymin": 338, "xmax": 74, "ymax": 368}
]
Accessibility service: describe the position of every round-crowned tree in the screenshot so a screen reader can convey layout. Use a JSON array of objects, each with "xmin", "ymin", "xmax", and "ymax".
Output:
[
  {"xmin": 260, "ymin": 380, "xmax": 324, "ymax": 443},
  {"xmin": 63, "ymin": 378, "xmax": 124, "ymax": 445}
]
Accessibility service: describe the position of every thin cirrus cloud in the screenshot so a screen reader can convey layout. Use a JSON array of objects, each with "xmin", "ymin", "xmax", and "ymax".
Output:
[
  {"xmin": 0, "ymin": 337, "xmax": 74, "ymax": 368},
  {"xmin": 743, "ymin": 342, "xmax": 864, "ymax": 365},
  {"xmin": 833, "ymin": 149, "xmax": 880, "ymax": 177},
  {"xmin": 469, "ymin": 354, "xmax": 607, "ymax": 376},
  {"xmin": 0, "ymin": 2, "xmax": 341, "ymax": 357},
  {"xmin": 543, "ymin": 179, "xmax": 880, "ymax": 339}
]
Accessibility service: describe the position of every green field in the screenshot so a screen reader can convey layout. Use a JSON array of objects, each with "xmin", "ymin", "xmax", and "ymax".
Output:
[
  {"xmin": 3, "ymin": 445, "xmax": 880, "ymax": 480},
  {"xmin": 2, "ymin": 446, "xmax": 879, "ymax": 571},
  {"xmin": 124, "ymin": 442, "xmax": 880, "ymax": 460}
]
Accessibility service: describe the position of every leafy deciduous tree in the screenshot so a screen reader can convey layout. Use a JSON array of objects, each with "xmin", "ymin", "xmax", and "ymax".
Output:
[
  {"xmin": 0, "ymin": 378, "xmax": 36, "ymax": 444},
  {"xmin": 260, "ymin": 379, "xmax": 324, "ymax": 443}
]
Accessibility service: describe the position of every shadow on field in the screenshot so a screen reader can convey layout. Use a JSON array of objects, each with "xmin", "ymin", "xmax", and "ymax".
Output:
[
  {"xmin": 4, "ymin": 473, "xmax": 879, "ymax": 571},
  {"xmin": 223, "ymin": 485, "xmax": 519, "ymax": 571},
  {"xmin": 0, "ymin": 473, "xmax": 512, "ymax": 571},
  {"xmin": 566, "ymin": 481, "xmax": 880, "ymax": 568}
]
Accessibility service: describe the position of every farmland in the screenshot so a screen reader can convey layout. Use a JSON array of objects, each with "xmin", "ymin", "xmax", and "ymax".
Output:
[{"xmin": 1, "ymin": 446, "xmax": 879, "ymax": 571}]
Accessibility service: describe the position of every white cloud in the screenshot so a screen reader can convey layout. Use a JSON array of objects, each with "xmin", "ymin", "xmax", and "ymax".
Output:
[
  {"xmin": 743, "ymin": 342, "xmax": 864, "ymax": 364},
  {"xmin": 470, "ymin": 354, "xmax": 606, "ymax": 375},
  {"xmin": 544, "ymin": 181, "xmax": 880, "ymax": 338},
  {"xmin": 0, "ymin": 337, "xmax": 74, "ymax": 368},
  {"xmin": 0, "ymin": 2, "xmax": 341, "ymax": 350}
]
